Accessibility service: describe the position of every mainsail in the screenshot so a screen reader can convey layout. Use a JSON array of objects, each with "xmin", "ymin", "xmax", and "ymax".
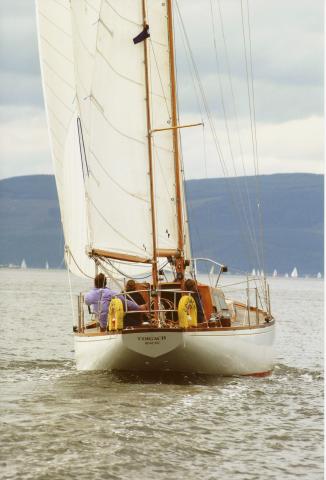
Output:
[{"xmin": 36, "ymin": 1, "xmax": 190, "ymax": 279}]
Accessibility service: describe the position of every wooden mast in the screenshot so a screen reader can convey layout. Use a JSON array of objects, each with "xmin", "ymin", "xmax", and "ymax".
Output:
[
  {"xmin": 141, "ymin": 0, "xmax": 159, "ymax": 292},
  {"xmin": 167, "ymin": 0, "xmax": 185, "ymax": 281}
]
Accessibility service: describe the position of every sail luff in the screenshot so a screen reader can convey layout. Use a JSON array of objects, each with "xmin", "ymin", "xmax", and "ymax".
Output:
[{"xmin": 36, "ymin": 0, "xmax": 95, "ymax": 278}]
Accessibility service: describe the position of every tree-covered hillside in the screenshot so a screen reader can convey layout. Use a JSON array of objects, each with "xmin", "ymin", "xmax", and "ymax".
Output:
[{"xmin": 0, "ymin": 173, "xmax": 323, "ymax": 275}]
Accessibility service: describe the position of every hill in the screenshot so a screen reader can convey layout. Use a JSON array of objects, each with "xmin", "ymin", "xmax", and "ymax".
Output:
[
  {"xmin": 0, "ymin": 175, "xmax": 62, "ymax": 269},
  {"xmin": 0, "ymin": 173, "xmax": 323, "ymax": 275},
  {"xmin": 185, "ymin": 173, "xmax": 323, "ymax": 275}
]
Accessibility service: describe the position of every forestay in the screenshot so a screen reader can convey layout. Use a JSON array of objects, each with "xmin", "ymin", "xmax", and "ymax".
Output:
[{"xmin": 36, "ymin": 0, "xmax": 190, "ymax": 279}]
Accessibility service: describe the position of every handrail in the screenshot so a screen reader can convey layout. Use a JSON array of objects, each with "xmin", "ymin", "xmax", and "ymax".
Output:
[
  {"xmin": 119, "ymin": 288, "xmax": 194, "ymax": 314},
  {"xmin": 77, "ymin": 280, "xmax": 270, "ymax": 332},
  {"xmin": 191, "ymin": 257, "xmax": 227, "ymax": 286}
]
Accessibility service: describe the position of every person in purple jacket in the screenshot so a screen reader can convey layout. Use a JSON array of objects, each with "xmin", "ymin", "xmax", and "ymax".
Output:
[{"xmin": 84, "ymin": 273, "xmax": 147, "ymax": 331}]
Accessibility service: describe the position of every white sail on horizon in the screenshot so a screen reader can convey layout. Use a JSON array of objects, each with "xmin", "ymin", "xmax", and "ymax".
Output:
[
  {"xmin": 272, "ymin": 269, "xmax": 277, "ymax": 277},
  {"xmin": 21, "ymin": 259, "xmax": 27, "ymax": 269},
  {"xmin": 291, "ymin": 267, "xmax": 298, "ymax": 278}
]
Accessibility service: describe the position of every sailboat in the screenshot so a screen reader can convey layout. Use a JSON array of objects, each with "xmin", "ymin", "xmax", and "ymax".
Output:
[
  {"xmin": 45, "ymin": 261, "xmax": 49, "ymax": 270},
  {"xmin": 21, "ymin": 259, "xmax": 27, "ymax": 269},
  {"xmin": 36, "ymin": 1, "xmax": 275, "ymax": 375},
  {"xmin": 291, "ymin": 267, "xmax": 298, "ymax": 278},
  {"xmin": 272, "ymin": 269, "xmax": 277, "ymax": 277}
]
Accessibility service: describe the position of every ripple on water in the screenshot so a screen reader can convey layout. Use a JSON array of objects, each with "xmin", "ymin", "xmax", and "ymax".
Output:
[{"xmin": 0, "ymin": 272, "xmax": 323, "ymax": 479}]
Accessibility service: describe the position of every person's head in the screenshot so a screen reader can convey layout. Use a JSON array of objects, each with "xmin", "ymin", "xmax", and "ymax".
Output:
[
  {"xmin": 185, "ymin": 278, "xmax": 196, "ymax": 291},
  {"xmin": 125, "ymin": 279, "xmax": 136, "ymax": 291},
  {"xmin": 95, "ymin": 273, "xmax": 107, "ymax": 288}
]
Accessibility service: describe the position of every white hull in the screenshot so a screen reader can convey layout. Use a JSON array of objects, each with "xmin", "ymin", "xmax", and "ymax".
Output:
[{"xmin": 75, "ymin": 324, "xmax": 275, "ymax": 376}]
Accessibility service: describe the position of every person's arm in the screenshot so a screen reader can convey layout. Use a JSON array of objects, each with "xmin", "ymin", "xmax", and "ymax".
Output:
[
  {"xmin": 125, "ymin": 298, "xmax": 141, "ymax": 311},
  {"xmin": 117, "ymin": 294, "xmax": 147, "ymax": 312},
  {"xmin": 85, "ymin": 289, "xmax": 98, "ymax": 305}
]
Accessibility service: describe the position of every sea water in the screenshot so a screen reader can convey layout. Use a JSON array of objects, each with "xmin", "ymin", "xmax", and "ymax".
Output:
[{"xmin": 0, "ymin": 269, "xmax": 323, "ymax": 480}]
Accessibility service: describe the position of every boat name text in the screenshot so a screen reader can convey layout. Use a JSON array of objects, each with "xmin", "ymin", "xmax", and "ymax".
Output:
[{"xmin": 137, "ymin": 335, "xmax": 167, "ymax": 345}]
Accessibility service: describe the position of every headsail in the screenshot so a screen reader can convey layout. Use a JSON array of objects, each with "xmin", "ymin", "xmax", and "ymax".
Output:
[
  {"xmin": 36, "ymin": 0, "xmax": 94, "ymax": 277},
  {"xmin": 36, "ymin": 1, "xmax": 190, "ymax": 279}
]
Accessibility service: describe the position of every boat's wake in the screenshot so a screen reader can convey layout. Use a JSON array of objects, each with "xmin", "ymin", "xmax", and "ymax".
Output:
[{"xmin": 273, "ymin": 363, "xmax": 323, "ymax": 381}]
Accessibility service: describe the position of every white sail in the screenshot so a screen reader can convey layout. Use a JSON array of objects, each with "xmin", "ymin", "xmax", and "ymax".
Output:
[
  {"xmin": 21, "ymin": 259, "xmax": 27, "ymax": 269},
  {"xmin": 36, "ymin": 1, "xmax": 189, "ymax": 279},
  {"xmin": 272, "ymin": 269, "xmax": 277, "ymax": 277},
  {"xmin": 291, "ymin": 267, "xmax": 298, "ymax": 278},
  {"xmin": 317, "ymin": 272, "xmax": 322, "ymax": 279},
  {"xmin": 36, "ymin": 0, "xmax": 94, "ymax": 277}
]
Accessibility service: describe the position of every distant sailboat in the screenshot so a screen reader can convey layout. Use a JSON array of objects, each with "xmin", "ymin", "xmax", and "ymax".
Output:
[
  {"xmin": 291, "ymin": 267, "xmax": 298, "ymax": 278},
  {"xmin": 284, "ymin": 273, "xmax": 289, "ymax": 278},
  {"xmin": 251, "ymin": 269, "xmax": 256, "ymax": 276},
  {"xmin": 45, "ymin": 261, "xmax": 49, "ymax": 270},
  {"xmin": 317, "ymin": 272, "xmax": 322, "ymax": 279},
  {"xmin": 21, "ymin": 259, "xmax": 27, "ymax": 269},
  {"xmin": 272, "ymin": 269, "xmax": 277, "ymax": 277}
]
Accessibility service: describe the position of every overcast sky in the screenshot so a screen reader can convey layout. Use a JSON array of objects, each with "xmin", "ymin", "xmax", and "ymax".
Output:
[{"xmin": 0, "ymin": 0, "xmax": 324, "ymax": 180}]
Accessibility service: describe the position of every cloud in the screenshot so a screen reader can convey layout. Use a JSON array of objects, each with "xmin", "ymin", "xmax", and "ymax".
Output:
[
  {"xmin": 180, "ymin": 115, "xmax": 324, "ymax": 179},
  {"xmin": 176, "ymin": 0, "xmax": 323, "ymax": 86},
  {"xmin": 0, "ymin": 0, "xmax": 323, "ymax": 180},
  {"xmin": 0, "ymin": 0, "xmax": 43, "ymax": 109},
  {"xmin": 0, "ymin": 106, "xmax": 52, "ymax": 179},
  {"xmin": 0, "ymin": 1, "xmax": 39, "ymax": 76},
  {"xmin": 175, "ymin": 0, "xmax": 324, "ymax": 123},
  {"xmin": 177, "ymin": 73, "xmax": 323, "ymax": 124},
  {"xmin": 0, "ymin": 72, "xmax": 44, "ymax": 106}
]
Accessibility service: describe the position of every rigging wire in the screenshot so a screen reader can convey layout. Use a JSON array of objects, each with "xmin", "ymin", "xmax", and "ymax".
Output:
[
  {"xmin": 174, "ymin": 2, "xmax": 229, "ymax": 278},
  {"xmin": 93, "ymin": 257, "xmax": 125, "ymax": 290},
  {"xmin": 175, "ymin": 0, "xmax": 267, "ymax": 303},
  {"xmin": 173, "ymin": 9, "xmax": 203, "ymax": 265},
  {"xmin": 214, "ymin": 0, "xmax": 262, "ymax": 272},
  {"xmin": 149, "ymin": 38, "xmax": 171, "ymax": 119},
  {"xmin": 66, "ymin": 261, "xmax": 76, "ymax": 327},
  {"xmin": 202, "ymin": 124, "xmax": 208, "ymax": 178},
  {"xmin": 209, "ymin": 0, "xmax": 260, "ymax": 271},
  {"xmin": 240, "ymin": 0, "xmax": 266, "ymax": 288},
  {"xmin": 175, "ymin": 2, "xmax": 253, "ymax": 271},
  {"xmin": 243, "ymin": 0, "xmax": 266, "ymax": 277},
  {"xmin": 100, "ymin": 256, "xmax": 170, "ymax": 281},
  {"xmin": 66, "ymin": 247, "xmax": 93, "ymax": 279}
]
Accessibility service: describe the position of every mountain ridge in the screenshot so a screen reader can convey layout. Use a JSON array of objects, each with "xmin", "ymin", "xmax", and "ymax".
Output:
[{"xmin": 0, "ymin": 173, "xmax": 323, "ymax": 275}]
